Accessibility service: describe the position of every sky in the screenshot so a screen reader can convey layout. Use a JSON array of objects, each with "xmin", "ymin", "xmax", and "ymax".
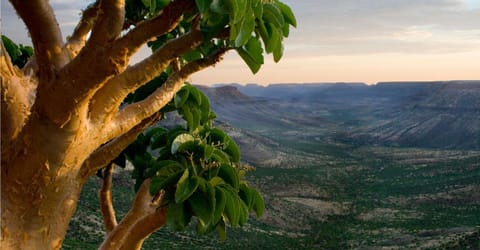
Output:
[{"xmin": 2, "ymin": 0, "xmax": 480, "ymax": 85}]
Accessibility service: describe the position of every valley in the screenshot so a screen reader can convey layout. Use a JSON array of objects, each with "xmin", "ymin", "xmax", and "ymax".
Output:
[{"xmin": 64, "ymin": 81, "xmax": 480, "ymax": 249}]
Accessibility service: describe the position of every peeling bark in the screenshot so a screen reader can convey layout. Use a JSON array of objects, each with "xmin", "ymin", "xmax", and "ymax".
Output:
[{"xmin": 1, "ymin": 0, "xmax": 229, "ymax": 248}]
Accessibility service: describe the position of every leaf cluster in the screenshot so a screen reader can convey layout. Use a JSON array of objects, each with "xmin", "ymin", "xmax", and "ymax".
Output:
[{"xmin": 115, "ymin": 83, "xmax": 264, "ymax": 240}]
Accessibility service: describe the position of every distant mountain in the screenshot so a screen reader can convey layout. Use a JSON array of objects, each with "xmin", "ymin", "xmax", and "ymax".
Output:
[{"xmin": 198, "ymin": 81, "xmax": 480, "ymax": 150}]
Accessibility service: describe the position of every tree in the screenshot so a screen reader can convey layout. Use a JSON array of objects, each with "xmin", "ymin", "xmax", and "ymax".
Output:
[{"xmin": 0, "ymin": 0, "xmax": 295, "ymax": 249}]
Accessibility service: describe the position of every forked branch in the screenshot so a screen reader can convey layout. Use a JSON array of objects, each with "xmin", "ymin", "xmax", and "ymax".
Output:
[
  {"xmin": 79, "ymin": 112, "xmax": 161, "ymax": 179},
  {"xmin": 90, "ymin": 29, "xmax": 204, "ymax": 123},
  {"xmin": 112, "ymin": 0, "xmax": 195, "ymax": 58},
  {"xmin": 107, "ymin": 48, "xmax": 227, "ymax": 140},
  {"xmin": 99, "ymin": 179, "xmax": 166, "ymax": 250}
]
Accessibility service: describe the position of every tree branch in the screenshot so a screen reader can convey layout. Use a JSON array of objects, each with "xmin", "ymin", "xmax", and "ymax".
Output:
[
  {"xmin": 79, "ymin": 112, "xmax": 161, "ymax": 179},
  {"xmin": 1, "ymin": 41, "xmax": 37, "ymax": 151},
  {"xmin": 90, "ymin": 29, "xmax": 204, "ymax": 123},
  {"xmin": 100, "ymin": 163, "xmax": 117, "ymax": 233},
  {"xmin": 9, "ymin": 0, "xmax": 67, "ymax": 79},
  {"xmin": 99, "ymin": 179, "xmax": 166, "ymax": 250},
  {"xmin": 87, "ymin": 0, "xmax": 125, "ymax": 47},
  {"xmin": 119, "ymin": 208, "xmax": 167, "ymax": 250},
  {"xmin": 112, "ymin": 0, "xmax": 195, "ymax": 58},
  {"xmin": 107, "ymin": 49, "xmax": 226, "ymax": 140},
  {"xmin": 65, "ymin": 2, "xmax": 100, "ymax": 59}
]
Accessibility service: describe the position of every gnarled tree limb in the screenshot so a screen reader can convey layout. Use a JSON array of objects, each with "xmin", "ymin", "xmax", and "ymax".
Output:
[
  {"xmin": 99, "ymin": 179, "xmax": 166, "ymax": 250},
  {"xmin": 65, "ymin": 2, "xmax": 100, "ymax": 59},
  {"xmin": 87, "ymin": 0, "xmax": 125, "ymax": 47},
  {"xmin": 107, "ymin": 48, "xmax": 226, "ymax": 140},
  {"xmin": 89, "ymin": 29, "xmax": 204, "ymax": 124},
  {"xmin": 112, "ymin": 0, "xmax": 195, "ymax": 58},
  {"xmin": 1, "ymin": 41, "xmax": 37, "ymax": 152},
  {"xmin": 100, "ymin": 163, "xmax": 117, "ymax": 233},
  {"xmin": 79, "ymin": 112, "xmax": 161, "ymax": 179},
  {"xmin": 9, "ymin": 0, "xmax": 67, "ymax": 79}
]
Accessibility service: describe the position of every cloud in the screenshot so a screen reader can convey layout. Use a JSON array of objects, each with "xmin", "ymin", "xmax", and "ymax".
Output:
[{"xmin": 282, "ymin": 0, "xmax": 480, "ymax": 56}]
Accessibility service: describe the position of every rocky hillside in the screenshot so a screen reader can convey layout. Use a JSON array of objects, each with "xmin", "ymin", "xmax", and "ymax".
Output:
[{"xmin": 204, "ymin": 81, "xmax": 480, "ymax": 150}]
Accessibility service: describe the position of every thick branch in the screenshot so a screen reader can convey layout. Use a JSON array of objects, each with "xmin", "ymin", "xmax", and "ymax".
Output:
[
  {"xmin": 113, "ymin": 0, "xmax": 195, "ymax": 58},
  {"xmin": 99, "ymin": 179, "xmax": 165, "ymax": 250},
  {"xmin": 90, "ymin": 29, "xmax": 204, "ymax": 123},
  {"xmin": 9, "ymin": 0, "xmax": 67, "ymax": 79},
  {"xmin": 65, "ymin": 2, "xmax": 100, "ymax": 59},
  {"xmin": 108, "ymin": 48, "xmax": 227, "ymax": 139},
  {"xmin": 119, "ymin": 208, "xmax": 167, "ymax": 250},
  {"xmin": 100, "ymin": 163, "xmax": 117, "ymax": 233},
  {"xmin": 88, "ymin": 0, "xmax": 125, "ymax": 47},
  {"xmin": 79, "ymin": 112, "xmax": 161, "ymax": 179},
  {"xmin": 1, "ymin": 42, "xmax": 37, "ymax": 151}
]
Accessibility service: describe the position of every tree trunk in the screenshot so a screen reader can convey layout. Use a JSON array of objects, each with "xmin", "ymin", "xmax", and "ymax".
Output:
[{"xmin": 1, "ymin": 116, "xmax": 88, "ymax": 249}]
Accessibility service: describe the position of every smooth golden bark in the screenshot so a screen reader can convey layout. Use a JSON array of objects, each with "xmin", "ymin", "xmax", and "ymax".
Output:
[{"xmin": 2, "ymin": 0, "xmax": 227, "ymax": 248}]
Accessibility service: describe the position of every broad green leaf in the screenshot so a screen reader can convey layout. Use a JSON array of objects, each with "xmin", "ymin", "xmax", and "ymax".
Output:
[
  {"xmin": 236, "ymin": 37, "xmax": 264, "ymax": 73},
  {"xmin": 182, "ymin": 50, "xmax": 203, "ymax": 63},
  {"xmin": 216, "ymin": 218, "xmax": 227, "ymax": 241},
  {"xmin": 175, "ymin": 169, "xmax": 200, "ymax": 203},
  {"xmin": 239, "ymin": 183, "xmax": 254, "ymax": 209},
  {"xmin": 251, "ymin": 188, "xmax": 265, "ymax": 217},
  {"xmin": 238, "ymin": 198, "xmax": 249, "ymax": 226},
  {"xmin": 171, "ymin": 133, "xmax": 195, "ymax": 154},
  {"xmin": 211, "ymin": 149, "xmax": 230, "ymax": 163},
  {"xmin": 277, "ymin": 1, "xmax": 297, "ymax": 27},
  {"xmin": 218, "ymin": 164, "xmax": 238, "ymax": 189},
  {"xmin": 223, "ymin": 188, "xmax": 239, "ymax": 227},
  {"xmin": 184, "ymin": 84, "xmax": 203, "ymax": 106},
  {"xmin": 174, "ymin": 87, "xmax": 189, "ymax": 108},
  {"xmin": 224, "ymin": 138, "xmax": 240, "ymax": 162},
  {"xmin": 149, "ymin": 169, "xmax": 184, "ymax": 194},
  {"xmin": 166, "ymin": 202, "xmax": 192, "ymax": 230},
  {"xmin": 188, "ymin": 189, "xmax": 214, "ymax": 225},
  {"xmin": 263, "ymin": 3, "xmax": 285, "ymax": 30},
  {"xmin": 234, "ymin": 13, "xmax": 255, "ymax": 47},
  {"xmin": 213, "ymin": 186, "xmax": 227, "ymax": 223},
  {"xmin": 230, "ymin": 0, "xmax": 247, "ymax": 24},
  {"xmin": 208, "ymin": 128, "xmax": 228, "ymax": 145}
]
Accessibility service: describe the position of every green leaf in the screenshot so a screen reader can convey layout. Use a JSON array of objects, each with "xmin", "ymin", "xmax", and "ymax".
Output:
[
  {"xmin": 263, "ymin": 3, "xmax": 285, "ymax": 29},
  {"xmin": 223, "ymin": 188, "xmax": 239, "ymax": 227},
  {"xmin": 218, "ymin": 164, "xmax": 238, "ymax": 189},
  {"xmin": 239, "ymin": 183, "xmax": 254, "ymax": 209},
  {"xmin": 171, "ymin": 133, "xmax": 195, "ymax": 154},
  {"xmin": 277, "ymin": 1, "xmax": 297, "ymax": 27},
  {"xmin": 224, "ymin": 138, "xmax": 240, "ymax": 162},
  {"xmin": 150, "ymin": 169, "xmax": 184, "ymax": 194},
  {"xmin": 236, "ymin": 37, "xmax": 264, "ymax": 73},
  {"xmin": 188, "ymin": 188, "xmax": 215, "ymax": 225},
  {"xmin": 174, "ymin": 87, "xmax": 189, "ymax": 108},
  {"xmin": 182, "ymin": 50, "xmax": 203, "ymax": 63},
  {"xmin": 195, "ymin": 0, "xmax": 212, "ymax": 13},
  {"xmin": 184, "ymin": 84, "xmax": 203, "ymax": 106},
  {"xmin": 230, "ymin": 0, "xmax": 247, "ymax": 24},
  {"xmin": 234, "ymin": 13, "xmax": 255, "ymax": 47},
  {"xmin": 166, "ymin": 202, "xmax": 192, "ymax": 230},
  {"xmin": 175, "ymin": 169, "xmax": 200, "ymax": 203},
  {"xmin": 238, "ymin": 198, "xmax": 249, "ymax": 226},
  {"xmin": 251, "ymin": 188, "xmax": 265, "ymax": 217},
  {"xmin": 216, "ymin": 218, "xmax": 227, "ymax": 241},
  {"xmin": 213, "ymin": 187, "xmax": 227, "ymax": 223}
]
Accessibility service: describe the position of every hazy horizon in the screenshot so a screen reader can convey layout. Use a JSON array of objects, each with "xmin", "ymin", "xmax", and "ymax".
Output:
[{"xmin": 2, "ymin": 0, "xmax": 480, "ymax": 85}]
